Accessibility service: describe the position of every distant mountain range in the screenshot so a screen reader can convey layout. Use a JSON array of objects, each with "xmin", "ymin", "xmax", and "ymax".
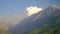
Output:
[{"xmin": 10, "ymin": 5, "xmax": 60, "ymax": 34}]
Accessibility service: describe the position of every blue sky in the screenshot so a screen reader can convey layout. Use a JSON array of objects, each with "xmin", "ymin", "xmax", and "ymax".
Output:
[{"xmin": 0, "ymin": 0, "xmax": 60, "ymax": 16}]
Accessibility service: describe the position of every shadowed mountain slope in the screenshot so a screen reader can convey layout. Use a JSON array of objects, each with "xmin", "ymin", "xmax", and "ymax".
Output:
[{"xmin": 11, "ymin": 5, "xmax": 60, "ymax": 34}]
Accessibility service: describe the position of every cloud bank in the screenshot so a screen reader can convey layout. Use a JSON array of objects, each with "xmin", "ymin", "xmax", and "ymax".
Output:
[
  {"xmin": 0, "ymin": 14, "xmax": 25, "ymax": 25},
  {"xmin": 26, "ymin": 6, "xmax": 43, "ymax": 16}
]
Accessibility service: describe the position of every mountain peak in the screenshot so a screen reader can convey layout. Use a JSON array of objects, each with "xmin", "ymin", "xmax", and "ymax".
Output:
[{"xmin": 51, "ymin": 5, "xmax": 60, "ymax": 9}]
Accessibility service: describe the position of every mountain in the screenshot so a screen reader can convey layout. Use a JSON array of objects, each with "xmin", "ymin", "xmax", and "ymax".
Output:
[{"xmin": 10, "ymin": 5, "xmax": 60, "ymax": 34}]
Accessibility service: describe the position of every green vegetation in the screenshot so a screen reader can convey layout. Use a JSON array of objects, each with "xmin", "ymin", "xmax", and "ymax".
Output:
[
  {"xmin": 27, "ymin": 16, "xmax": 60, "ymax": 34},
  {"xmin": 0, "ymin": 29, "xmax": 11, "ymax": 34}
]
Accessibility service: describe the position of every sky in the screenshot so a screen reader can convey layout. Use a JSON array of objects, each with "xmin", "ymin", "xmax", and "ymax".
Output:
[
  {"xmin": 0, "ymin": 0, "xmax": 60, "ymax": 25},
  {"xmin": 0, "ymin": 0, "xmax": 60, "ymax": 16}
]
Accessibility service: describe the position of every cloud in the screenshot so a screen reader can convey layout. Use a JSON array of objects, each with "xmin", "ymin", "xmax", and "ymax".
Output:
[
  {"xmin": 0, "ymin": 16, "xmax": 3, "ymax": 18},
  {"xmin": 0, "ymin": 14, "xmax": 25, "ymax": 25},
  {"xmin": 26, "ymin": 6, "xmax": 43, "ymax": 16}
]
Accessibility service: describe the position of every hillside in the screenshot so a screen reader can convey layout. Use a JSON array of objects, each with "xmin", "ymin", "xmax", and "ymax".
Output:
[
  {"xmin": 10, "ymin": 5, "xmax": 60, "ymax": 34},
  {"xmin": 27, "ymin": 16, "xmax": 60, "ymax": 34},
  {"xmin": 0, "ymin": 29, "xmax": 11, "ymax": 34}
]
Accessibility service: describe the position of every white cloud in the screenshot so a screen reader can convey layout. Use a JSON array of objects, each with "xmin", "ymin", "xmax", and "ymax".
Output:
[{"xmin": 26, "ymin": 6, "xmax": 43, "ymax": 16}]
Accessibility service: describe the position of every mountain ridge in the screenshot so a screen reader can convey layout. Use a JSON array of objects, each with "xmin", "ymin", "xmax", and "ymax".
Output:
[{"xmin": 10, "ymin": 5, "xmax": 60, "ymax": 34}]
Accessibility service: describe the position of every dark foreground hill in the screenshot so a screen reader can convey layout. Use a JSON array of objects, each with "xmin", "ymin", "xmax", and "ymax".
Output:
[{"xmin": 10, "ymin": 5, "xmax": 60, "ymax": 34}]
